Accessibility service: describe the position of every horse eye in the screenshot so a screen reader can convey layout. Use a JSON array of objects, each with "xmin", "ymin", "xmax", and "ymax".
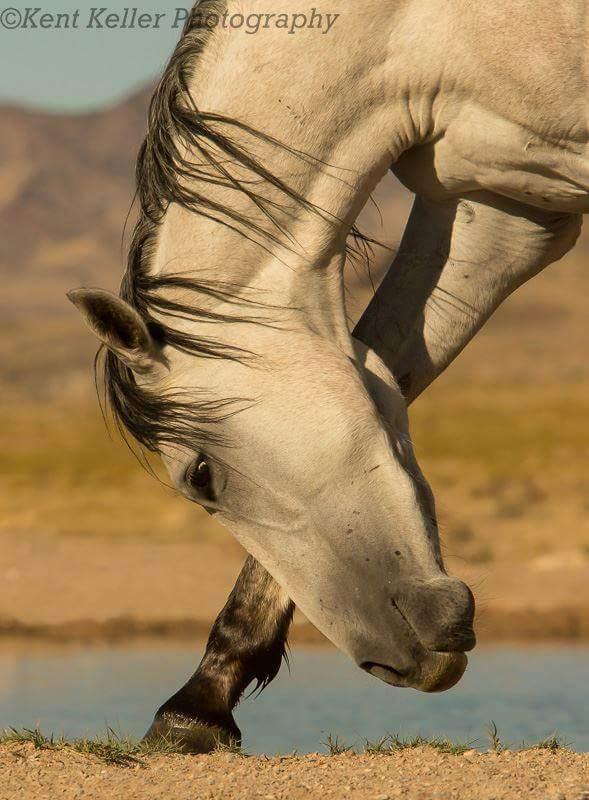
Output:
[{"xmin": 188, "ymin": 457, "xmax": 212, "ymax": 491}]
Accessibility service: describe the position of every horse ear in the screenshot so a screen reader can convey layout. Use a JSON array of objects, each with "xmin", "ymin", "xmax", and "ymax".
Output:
[{"xmin": 67, "ymin": 288, "xmax": 162, "ymax": 374}]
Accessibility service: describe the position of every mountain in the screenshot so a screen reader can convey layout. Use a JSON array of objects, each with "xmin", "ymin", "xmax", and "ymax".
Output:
[
  {"xmin": 0, "ymin": 87, "xmax": 148, "ymax": 396},
  {"xmin": 0, "ymin": 89, "xmax": 151, "ymax": 304}
]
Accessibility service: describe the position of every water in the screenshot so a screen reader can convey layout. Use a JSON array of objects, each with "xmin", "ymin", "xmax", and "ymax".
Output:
[{"xmin": 0, "ymin": 643, "xmax": 587, "ymax": 754}]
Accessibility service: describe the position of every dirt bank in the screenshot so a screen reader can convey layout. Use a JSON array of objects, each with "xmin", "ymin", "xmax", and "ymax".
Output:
[
  {"xmin": 0, "ymin": 744, "xmax": 587, "ymax": 800},
  {"xmin": 1, "ymin": 531, "xmax": 589, "ymax": 643}
]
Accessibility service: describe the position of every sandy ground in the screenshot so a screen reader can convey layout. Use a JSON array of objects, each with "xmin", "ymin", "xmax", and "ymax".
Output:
[
  {"xmin": 1, "ymin": 530, "xmax": 589, "ymax": 643},
  {"xmin": 0, "ymin": 744, "xmax": 588, "ymax": 800}
]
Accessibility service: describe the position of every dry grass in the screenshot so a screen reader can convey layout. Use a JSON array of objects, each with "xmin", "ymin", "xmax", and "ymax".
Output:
[
  {"xmin": 1, "ymin": 726, "xmax": 572, "ymax": 765},
  {"xmin": 0, "ymin": 727, "xmax": 182, "ymax": 767},
  {"xmin": 363, "ymin": 734, "xmax": 473, "ymax": 756},
  {"xmin": 0, "ymin": 401, "xmax": 221, "ymax": 541},
  {"xmin": 413, "ymin": 384, "xmax": 589, "ymax": 478}
]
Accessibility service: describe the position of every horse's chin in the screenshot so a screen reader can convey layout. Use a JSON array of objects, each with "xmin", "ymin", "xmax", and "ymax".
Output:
[
  {"xmin": 416, "ymin": 651, "xmax": 468, "ymax": 692},
  {"xmin": 362, "ymin": 651, "xmax": 468, "ymax": 693}
]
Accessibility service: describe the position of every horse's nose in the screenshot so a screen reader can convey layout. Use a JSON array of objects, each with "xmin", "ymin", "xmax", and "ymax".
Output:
[{"xmin": 394, "ymin": 576, "xmax": 476, "ymax": 653}]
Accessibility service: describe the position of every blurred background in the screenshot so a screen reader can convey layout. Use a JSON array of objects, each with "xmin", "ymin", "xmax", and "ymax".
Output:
[{"xmin": 0, "ymin": 0, "xmax": 588, "ymax": 752}]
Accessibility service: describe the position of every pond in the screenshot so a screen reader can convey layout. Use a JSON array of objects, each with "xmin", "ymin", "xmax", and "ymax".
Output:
[{"xmin": 0, "ymin": 643, "xmax": 587, "ymax": 753}]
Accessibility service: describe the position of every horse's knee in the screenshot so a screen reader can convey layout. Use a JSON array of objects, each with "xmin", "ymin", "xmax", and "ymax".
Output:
[{"xmin": 546, "ymin": 212, "xmax": 583, "ymax": 264}]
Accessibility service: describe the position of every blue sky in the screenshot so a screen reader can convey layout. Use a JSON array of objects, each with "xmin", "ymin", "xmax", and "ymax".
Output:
[{"xmin": 0, "ymin": 1, "xmax": 185, "ymax": 110}]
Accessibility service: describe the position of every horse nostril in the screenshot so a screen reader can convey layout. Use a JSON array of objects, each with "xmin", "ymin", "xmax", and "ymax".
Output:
[{"xmin": 393, "ymin": 577, "xmax": 477, "ymax": 653}]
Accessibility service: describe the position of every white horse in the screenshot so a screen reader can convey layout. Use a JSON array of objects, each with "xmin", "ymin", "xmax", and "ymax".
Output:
[{"xmin": 68, "ymin": 0, "xmax": 586, "ymax": 751}]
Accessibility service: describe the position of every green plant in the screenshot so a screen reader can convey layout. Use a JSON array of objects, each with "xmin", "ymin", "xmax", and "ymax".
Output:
[
  {"xmin": 364, "ymin": 734, "xmax": 472, "ymax": 756},
  {"xmin": 0, "ymin": 727, "xmax": 183, "ymax": 767},
  {"xmin": 323, "ymin": 734, "xmax": 353, "ymax": 755},
  {"xmin": 532, "ymin": 734, "xmax": 571, "ymax": 752}
]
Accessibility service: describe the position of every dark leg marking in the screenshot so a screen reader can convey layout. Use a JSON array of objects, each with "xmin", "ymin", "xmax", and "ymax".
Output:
[
  {"xmin": 397, "ymin": 371, "xmax": 413, "ymax": 398},
  {"xmin": 144, "ymin": 556, "xmax": 294, "ymax": 753}
]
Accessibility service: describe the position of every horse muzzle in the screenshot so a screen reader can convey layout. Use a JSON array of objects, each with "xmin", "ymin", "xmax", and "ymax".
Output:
[
  {"xmin": 359, "ymin": 574, "xmax": 475, "ymax": 692},
  {"xmin": 361, "ymin": 650, "xmax": 468, "ymax": 693}
]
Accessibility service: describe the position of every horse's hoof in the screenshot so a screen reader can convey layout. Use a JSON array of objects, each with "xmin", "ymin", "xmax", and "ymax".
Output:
[{"xmin": 143, "ymin": 711, "xmax": 240, "ymax": 755}]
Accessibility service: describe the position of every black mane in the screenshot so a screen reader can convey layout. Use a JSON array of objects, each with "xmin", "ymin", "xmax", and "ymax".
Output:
[{"xmin": 103, "ymin": 0, "xmax": 375, "ymax": 456}]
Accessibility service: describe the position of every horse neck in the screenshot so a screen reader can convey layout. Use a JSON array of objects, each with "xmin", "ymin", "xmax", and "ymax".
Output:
[{"xmin": 152, "ymin": 1, "xmax": 409, "ymax": 342}]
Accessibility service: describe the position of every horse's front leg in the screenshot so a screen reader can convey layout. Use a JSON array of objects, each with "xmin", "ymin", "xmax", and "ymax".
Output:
[
  {"xmin": 356, "ymin": 191, "xmax": 582, "ymax": 402},
  {"xmin": 145, "ymin": 555, "xmax": 294, "ymax": 753}
]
